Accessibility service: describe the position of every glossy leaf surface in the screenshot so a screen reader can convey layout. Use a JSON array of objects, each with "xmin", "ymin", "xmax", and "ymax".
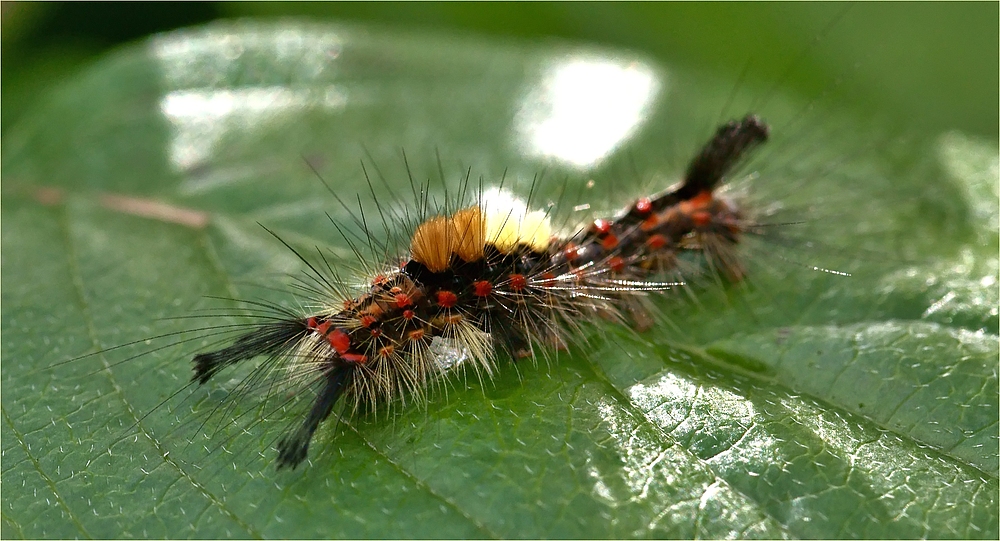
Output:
[{"xmin": 2, "ymin": 20, "xmax": 997, "ymax": 539}]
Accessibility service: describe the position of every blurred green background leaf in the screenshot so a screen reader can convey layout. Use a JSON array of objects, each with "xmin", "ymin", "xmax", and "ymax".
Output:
[
  {"xmin": 2, "ymin": 3, "xmax": 997, "ymax": 539},
  {"xmin": 3, "ymin": 2, "xmax": 998, "ymax": 136}
]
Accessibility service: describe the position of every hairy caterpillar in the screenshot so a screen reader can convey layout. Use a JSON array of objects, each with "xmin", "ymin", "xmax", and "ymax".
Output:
[{"xmin": 189, "ymin": 115, "xmax": 771, "ymax": 469}]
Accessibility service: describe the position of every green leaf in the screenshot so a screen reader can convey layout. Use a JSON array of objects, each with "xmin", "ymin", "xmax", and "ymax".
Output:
[{"xmin": 2, "ymin": 19, "xmax": 997, "ymax": 539}]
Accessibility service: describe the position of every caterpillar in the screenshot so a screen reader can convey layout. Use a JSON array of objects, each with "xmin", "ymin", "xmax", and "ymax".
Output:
[{"xmin": 189, "ymin": 115, "xmax": 772, "ymax": 469}]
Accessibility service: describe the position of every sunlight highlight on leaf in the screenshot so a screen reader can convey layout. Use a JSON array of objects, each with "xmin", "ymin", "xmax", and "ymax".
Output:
[{"xmin": 515, "ymin": 56, "xmax": 660, "ymax": 169}]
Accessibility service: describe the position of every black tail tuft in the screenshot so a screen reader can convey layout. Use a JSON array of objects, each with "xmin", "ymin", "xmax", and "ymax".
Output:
[
  {"xmin": 276, "ymin": 365, "xmax": 354, "ymax": 470},
  {"xmin": 192, "ymin": 319, "xmax": 309, "ymax": 385},
  {"xmin": 192, "ymin": 350, "xmax": 227, "ymax": 385},
  {"xmin": 681, "ymin": 114, "xmax": 770, "ymax": 196}
]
